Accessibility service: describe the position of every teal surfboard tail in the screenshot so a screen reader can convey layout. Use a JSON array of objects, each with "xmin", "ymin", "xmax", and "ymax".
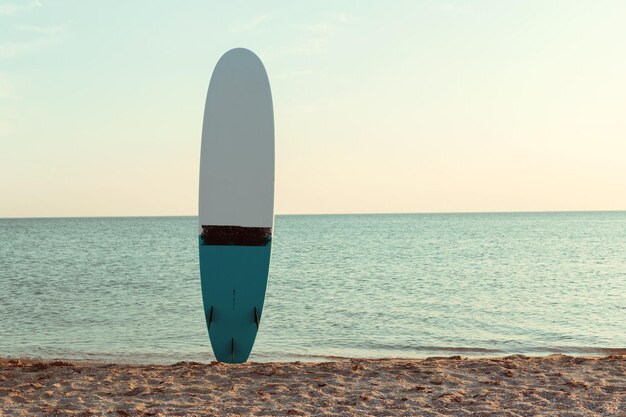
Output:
[{"xmin": 199, "ymin": 238, "xmax": 271, "ymax": 363}]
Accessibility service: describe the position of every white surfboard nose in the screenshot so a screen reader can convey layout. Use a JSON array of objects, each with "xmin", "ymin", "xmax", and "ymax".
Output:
[{"xmin": 198, "ymin": 47, "xmax": 275, "ymax": 233}]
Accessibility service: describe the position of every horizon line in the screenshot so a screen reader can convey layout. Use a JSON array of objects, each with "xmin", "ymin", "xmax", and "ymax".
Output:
[{"xmin": 1, "ymin": 208, "xmax": 625, "ymax": 220}]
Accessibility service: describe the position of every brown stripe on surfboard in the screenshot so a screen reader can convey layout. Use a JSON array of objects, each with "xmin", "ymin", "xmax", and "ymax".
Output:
[{"xmin": 201, "ymin": 225, "xmax": 272, "ymax": 246}]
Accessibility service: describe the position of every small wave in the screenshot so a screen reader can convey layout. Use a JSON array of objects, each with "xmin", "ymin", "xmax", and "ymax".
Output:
[
  {"xmin": 401, "ymin": 346, "xmax": 503, "ymax": 353},
  {"xmin": 362, "ymin": 343, "xmax": 503, "ymax": 353},
  {"xmin": 254, "ymin": 345, "xmax": 626, "ymax": 362},
  {"xmin": 523, "ymin": 346, "xmax": 626, "ymax": 355}
]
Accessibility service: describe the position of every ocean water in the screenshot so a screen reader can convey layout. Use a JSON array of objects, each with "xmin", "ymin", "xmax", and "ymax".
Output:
[{"xmin": 0, "ymin": 212, "xmax": 624, "ymax": 364}]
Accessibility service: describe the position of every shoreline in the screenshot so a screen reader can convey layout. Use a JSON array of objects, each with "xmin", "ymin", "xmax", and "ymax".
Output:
[
  {"xmin": 2, "ymin": 355, "xmax": 624, "ymax": 416},
  {"xmin": 3, "ymin": 346, "xmax": 625, "ymax": 367}
]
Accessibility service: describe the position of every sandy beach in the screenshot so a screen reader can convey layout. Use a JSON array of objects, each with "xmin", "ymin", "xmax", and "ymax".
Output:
[{"xmin": 1, "ymin": 354, "xmax": 624, "ymax": 416}]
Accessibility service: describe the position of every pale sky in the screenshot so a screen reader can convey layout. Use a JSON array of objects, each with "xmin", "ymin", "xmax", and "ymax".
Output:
[{"xmin": 1, "ymin": 0, "xmax": 625, "ymax": 217}]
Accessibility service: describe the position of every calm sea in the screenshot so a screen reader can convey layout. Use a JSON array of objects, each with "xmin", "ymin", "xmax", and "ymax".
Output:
[{"xmin": 1, "ymin": 212, "xmax": 624, "ymax": 363}]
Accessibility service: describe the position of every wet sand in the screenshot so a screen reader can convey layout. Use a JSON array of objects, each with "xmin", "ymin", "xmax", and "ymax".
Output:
[{"xmin": 1, "ymin": 355, "xmax": 625, "ymax": 416}]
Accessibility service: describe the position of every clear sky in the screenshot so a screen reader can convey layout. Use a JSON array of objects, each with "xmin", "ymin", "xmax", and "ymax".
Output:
[{"xmin": 1, "ymin": 1, "xmax": 625, "ymax": 217}]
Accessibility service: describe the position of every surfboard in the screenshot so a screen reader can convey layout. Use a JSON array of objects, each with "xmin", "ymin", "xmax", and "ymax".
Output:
[{"xmin": 198, "ymin": 48, "xmax": 274, "ymax": 363}]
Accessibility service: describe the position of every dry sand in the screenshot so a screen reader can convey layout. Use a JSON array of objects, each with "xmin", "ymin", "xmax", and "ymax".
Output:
[{"xmin": 1, "ymin": 355, "xmax": 625, "ymax": 416}]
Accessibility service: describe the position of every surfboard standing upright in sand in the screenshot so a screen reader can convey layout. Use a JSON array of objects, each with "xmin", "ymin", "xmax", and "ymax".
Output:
[{"xmin": 198, "ymin": 48, "xmax": 274, "ymax": 363}]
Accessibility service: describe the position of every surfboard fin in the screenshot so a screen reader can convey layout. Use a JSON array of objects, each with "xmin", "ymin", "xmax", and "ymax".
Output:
[
  {"xmin": 230, "ymin": 338, "xmax": 235, "ymax": 361},
  {"xmin": 254, "ymin": 307, "xmax": 260, "ymax": 329},
  {"xmin": 207, "ymin": 306, "xmax": 214, "ymax": 329}
]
